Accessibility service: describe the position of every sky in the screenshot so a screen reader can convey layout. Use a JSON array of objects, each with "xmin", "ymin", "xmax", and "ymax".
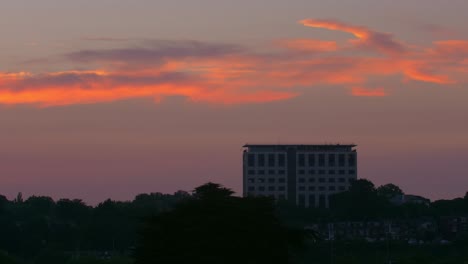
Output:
[{"xmin": 1, "ymin": 0, "xmax": 467, "ymax": 204}]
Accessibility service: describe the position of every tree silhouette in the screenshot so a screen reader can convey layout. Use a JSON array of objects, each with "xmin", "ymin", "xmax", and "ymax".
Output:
[
  {"xmin": 329, "ymin": 179, "xmax": 390, "ymax": 218},
  {"xmin": 376, "ymin": 183, "xmax": 404, "ymax": 199},
  {"xmin": 135, "ymin": 183, "xmax": 305, "ymax": 264}
]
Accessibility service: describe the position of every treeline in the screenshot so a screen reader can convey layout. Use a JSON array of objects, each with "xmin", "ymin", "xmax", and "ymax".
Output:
[
  {"xmin": 280, "ymin": 179, "xmax": 468, "ymax": 225},
  {"xmin": 0, "ymin": 191, "xmax": 190, "ymax": 264},
  {"xmin": 1, "ymin": 180, "xmax": 467, "ymax": 264}
]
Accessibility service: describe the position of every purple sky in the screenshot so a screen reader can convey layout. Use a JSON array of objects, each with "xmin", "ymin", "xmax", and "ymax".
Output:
[{"xmin": 0, "ymin": 0, "xmax": 467, "ymax": 204}]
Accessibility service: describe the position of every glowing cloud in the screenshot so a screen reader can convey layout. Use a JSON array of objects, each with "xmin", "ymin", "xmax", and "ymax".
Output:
[
  {"xmin": 0, "ymin": 71, "xmax": 297, "ymax": 107},
  {"xmin": 300, "ymin": 19, "xmax": 406, "ymax": 55},
  {"xmin": 0, "ymin": 19, "xmax": 465, "ymax": 107},
  {"xmin": 278, "ymin": 39, "xmax": 338, "ymax": 52}
]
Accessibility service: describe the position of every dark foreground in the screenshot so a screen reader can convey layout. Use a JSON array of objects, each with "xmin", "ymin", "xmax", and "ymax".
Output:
[{"xmin": 1, "ymin": 180, "xmax": 467, "ymax": 264}]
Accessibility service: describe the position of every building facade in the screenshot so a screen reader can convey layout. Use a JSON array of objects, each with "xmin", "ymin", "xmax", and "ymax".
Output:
[{"xmin": 242, "ymin": 144, "xmax": 357, "ymax": 208}]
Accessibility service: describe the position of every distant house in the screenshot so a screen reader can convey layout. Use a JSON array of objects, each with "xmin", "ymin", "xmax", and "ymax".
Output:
[{"xmin": 390, "ymin": 194, "xmax": 430, "ymax": 206}]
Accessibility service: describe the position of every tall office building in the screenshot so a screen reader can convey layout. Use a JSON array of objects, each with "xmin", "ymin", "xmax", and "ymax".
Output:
[{"xmin": 242, "ymin": 144, "xmax": 357, "ymax": 208}]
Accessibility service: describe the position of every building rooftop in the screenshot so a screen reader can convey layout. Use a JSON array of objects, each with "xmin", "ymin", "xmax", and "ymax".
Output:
[
  {"xmin": 243, "ymin": 144, "xmax": 356, "ymax": 148},
  {"xmin": 243, "ymin": 144, "xmax": 357, "ymax": 151}
]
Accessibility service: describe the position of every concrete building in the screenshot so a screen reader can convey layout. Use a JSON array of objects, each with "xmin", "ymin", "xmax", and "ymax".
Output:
[{"xmin": 242, "ymin": 144, "xmax": 357, "ymax": 208}]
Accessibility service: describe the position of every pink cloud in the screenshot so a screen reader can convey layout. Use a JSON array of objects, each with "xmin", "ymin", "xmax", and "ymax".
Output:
[{"xmin": 0, "ymin": 19, "xmax": 465, "ymax": 107}]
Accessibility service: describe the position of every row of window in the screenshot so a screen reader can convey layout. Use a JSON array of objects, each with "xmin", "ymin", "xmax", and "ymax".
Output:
[
  {"xmin": 299, "ymin": 177, "xmax": 352, "ymax": 183},
  {"xmin": 298, "ymin": 194, "xmax": 329, "ymax": 208},
  {"xmin": 247, "ymin": 169, "xmax": 356, "ymax": 176},
  {"xmin": 248, "ymin": 177, "xmax": 353, "ymax": 184},
  {"xmin": 298, "ymin": 169, "xmax": 355, "ymax": 175},
  {"xmin": 248, "ymin": 153, "xmax": 286, "ymax": 167},
  {"xmin": 248, "ymin": 185, "xmax": 347, "ymax": 192},
  {"xmin": 249, "ymin": 186, "xmax": 286, "ymax": 192},
  {"xmin": 247, "ymin": 153, "xmax": 356, "ymax": 167},
  {"xmin": 248, "ymin": 178, "xmax": 286, "ymax": 183},
  {"xmin": 299, "ymin": 186, "xmax": 347, "ymax": 192}
]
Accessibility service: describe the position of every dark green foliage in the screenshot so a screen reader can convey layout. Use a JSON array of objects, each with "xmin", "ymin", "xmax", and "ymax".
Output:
[
  {"xmin": 135, "ymin": 183, "xmax": 306, "ymax": 264},
  {"xmin": 67, "ymin": 256, "xmax": 133, "ymax": 264},
  {"xmin": 0, "ymin": 251, "xmax": 20, "ymax": 264},
  {"xmin": 329, "ymin": 179, "xmax": 392, "ymax": 219},
  {"xmin": 300, "ymin": 240, "xmax": 468, "ymax": 264},
  {"xmin": 377, "ymin": 183, "xmax": 404, "ymax": 199},
  {"xmin": 0, "ymin": 180, "xmax": 466, "ymax": 264},
  {"xmin": 0, "ymin": 191, "xmax": 187, "ymax": 263}
]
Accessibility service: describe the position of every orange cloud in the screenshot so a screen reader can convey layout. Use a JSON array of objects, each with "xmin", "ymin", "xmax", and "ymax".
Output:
[
  {"xmin": 299, "ymin": 19, "xmax": 406, "ymax": 55},
  {"xmin": 430, "ymin": 40, "xmax": 468, "ymax": 57},
  {"xmin": 351, "ymin": 87, "xmax": 387, "ymax": 97},
  {"xmin": 0, "ymin": 70, "xmax": 297, "ymax": 107},
  {"xmin": 403, "ymin": 68, "xmax": 454, "ymax": 84},
  {"xmin": 0, "ymin": 19, "xmax": 465, "ymax": 107},
  {"xmin": 278, "ymin": 39, "xmax": 338, "ymax": 52}
]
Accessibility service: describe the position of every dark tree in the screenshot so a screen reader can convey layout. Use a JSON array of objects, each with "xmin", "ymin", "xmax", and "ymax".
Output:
[
  {"xmin": 135, "ymin": 182, "xmax": 305, "ymax": 264},
  {"xmin": 376, "ymin": 183, "xmax": 404, "ymax": 200},
  {"xmin": 329, "ymin": 179, "xmax": 390, "ymax": 218},
  {"xmin": 0, "ymin": 195, "xmax": 8, "ymax": 213}
]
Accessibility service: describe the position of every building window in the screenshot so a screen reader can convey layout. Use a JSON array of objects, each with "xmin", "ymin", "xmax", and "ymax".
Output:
[
  {"xmin": 258, "ymin": 154, "xmax": 265, "ymax": 167},
  {"xmin": 319, "ymin": 178, "xmax": 325, "ymax": 183},
  {"xmin": 298, "ymin": 153, "xmax": 305, "ymax": 167},
  {"xmin": 348, "ymin": 178, "xmax": 354, "ymax": 183},
  {"xmin": 328, "ymin": 170, "xmax": 335, "ymax": 175},
  {"xmin": 308, "ymin": 154, "xmax": 315, "ymax": 166},
  {"xmin": 248, "ymin": 170, "xmax": 255, "ymax": 175},
  {"xmin": 318, "ymin": 170, "xmax": 325, "ymax": 174},
  {"xmin": 318, "ymin": 154, "xmax": 325, "ymax": 167},
  {"xmin": 248, "ymin": 178, "xmax": 255, "ymax": 183},
  {"xmin": 329, "ymin": 186, "xmax": 336, "ymax": 191},
  {"xmin": 268, "ymin": 154, "xmax": 276, "ymax": 167},
  {"xmin": 258, "ymin": 178, "xmax": 265, "ymax": 183},
  {"xmin": 348, "ymin": 153, "xmax": 356, "ymax": 167},
  {"xmin": 348, "ymin": 170, "xmax": 355, "ymax": 175},
  {"xmin": 298, "ymin": 195, "xmax": 306, "ymax": 208},
  {"xmin": 309, "ymin": 195, "xmax": 316, "ymax": 207},
  {"xmin": 339, "ymin": 178, "xmax": 345, "ymax": 183},
  {"xmin": 308, "ymin": 178, "xmax": 315, "ymax": 183},
  {"xmin": 278, "ymin": 170, "xmax": 285, "ymax": 175},
  {"xmin": 319, "ymin": 186, "xmax": 325, "ymax": 191},
  {"xmin": 339, "ymin": 186, "xmax": 346, "ymax": 191},
  {"xmin": 279, "ymin": 178, "xmax": 286, "ymax": 183},
  {"xmin": 248, "ymin": 186, "xmax": 255, "ymax": 191},
  {"xmin": 328, "ymin": 154, "xmax": 336, "ymax": 167},
  {"xmin": 309, "ymin": 186, "xmax": 316, "ymax": 191},
  {"xmin": 248, "ymin": 154, "xmax": 255, "ymax": 167},
  {"xmin": 268, "ymin": 186, "xmax": 275, "ymax": 191},
  {"xmin": 309, "ymin": 170, "xmax": 315, "ymax": 175},
  {"xmin": 299, "ymin": 186, "xmax": 306, "ymax": 191},
  {"xmin": 258, "ymin": 170, "xmax": 265, "ymax": 175},
  {"xmin": 328, "ymin": 178, "xmax": 335, "ymax": 183},
  {"xmin": 268, "ymin": 178, "xmax": 275, "ymax": 183},
  {"xmin": 298, "ymin": 170, "xmax": 305, "ymax": 175},
  {"xmin": 339, "ymin": 170, "xmax": 345, "ymax": 175},
  {"xmin": 278, "ymin": 154, "xmax": 286, "ymax": 167},
  {"xmin": 268, "ymin": 170, "xmax": 275, "ymax": 175},
  {"xmin": 278, "ymin": 186, "xmax": 285, "ymax": 191},
  {"xmin": 298, "ymin": 178, "xmax": 305, "ymax": 183},
  {"xmin": 339, "ymin": 154, "xmax": 345, "ymax": 167},
  {"xmin": 319, "ymin": 195, "xmax": 326, "ymax": 208}
]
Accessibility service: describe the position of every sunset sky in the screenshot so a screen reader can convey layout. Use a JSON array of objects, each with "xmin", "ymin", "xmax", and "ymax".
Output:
[{"xmin": 1, "ymin": 0, "xmax": 467, "ymax": 203}]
